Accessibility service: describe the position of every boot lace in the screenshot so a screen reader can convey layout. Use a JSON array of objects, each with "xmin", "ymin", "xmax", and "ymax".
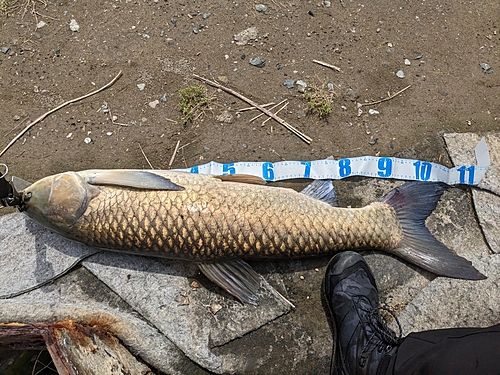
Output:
[{"xmin": 359, "ymin": 305, "xmax": 402, "ymax": 367}]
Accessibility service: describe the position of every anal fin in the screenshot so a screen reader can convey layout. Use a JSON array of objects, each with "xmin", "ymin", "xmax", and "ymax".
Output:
[{"xmin": 198, "ymin": 260, "xmax": 262, "ymax": 305}]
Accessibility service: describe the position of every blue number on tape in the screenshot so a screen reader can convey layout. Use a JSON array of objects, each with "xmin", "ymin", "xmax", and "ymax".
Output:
[
  {"xmin": 339, "ymin": 158, "xmax": 352, "ymax": 178},
  {"xmin": 457, "ymin": 165, "xmax": 475, "ymax": 185},
  {"xmin": 301, "ymin": 161, "xmax": 311, "ymax": 178},
  {"xmin": 414, "ymin": 160, "xmax": 432, "ymax": 181},
  {"xmin": 190, "ymin": 166, "xmax": 199, "ymax": 174},
  {"xmin": 223, "ymin": 163, "xmax": 236, "ymax": 175},
  {"xmin": 377, "ymin": 157, "xmax": 392, "ymax": 178},
  {"xmin": 263, "ymin": 162, "xmax": 275, "ymax": 180}
]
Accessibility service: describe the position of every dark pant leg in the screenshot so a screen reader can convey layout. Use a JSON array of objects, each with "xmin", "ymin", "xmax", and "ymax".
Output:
[{"xmin": 383, "ymin": 323, "xmax": 500, "ymax": 375}]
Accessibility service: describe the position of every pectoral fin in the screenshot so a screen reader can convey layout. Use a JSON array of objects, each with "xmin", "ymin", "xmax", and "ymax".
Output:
[
  {"xmin": 198, "ymin": 260, "xmax": 262, "ymax": 305},
  {"xmin": 85, "ymin": 170, "xmax": 184, "ymax": 191}
]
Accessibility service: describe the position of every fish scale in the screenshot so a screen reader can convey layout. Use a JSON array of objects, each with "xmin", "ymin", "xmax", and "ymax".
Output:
[{"xmin": 67, "ymin": 180, "xmax": 402, "ymax": 262}]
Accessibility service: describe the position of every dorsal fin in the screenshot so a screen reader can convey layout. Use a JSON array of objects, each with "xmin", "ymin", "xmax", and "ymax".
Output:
[
  {"xmin": 300, "ymin": 179, "xmax": 338, "ymax": 207},
  {"xmin": 86, "ymin": 170, "xmax": 184, "ymax": 191},
  {"xmin": 217, "ymin": 174, "xmax": 267, "ymax": 185}
]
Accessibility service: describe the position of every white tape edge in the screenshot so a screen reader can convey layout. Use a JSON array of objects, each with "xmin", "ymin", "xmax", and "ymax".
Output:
[{"xmin": 175, "ymin": 139, "xmax": 490, "ymax": 185}]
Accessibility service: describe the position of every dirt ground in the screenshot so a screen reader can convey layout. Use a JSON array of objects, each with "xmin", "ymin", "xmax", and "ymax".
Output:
[{"xmin": 0, "ymin": 0, "xmax": 499, "ymax": 374}]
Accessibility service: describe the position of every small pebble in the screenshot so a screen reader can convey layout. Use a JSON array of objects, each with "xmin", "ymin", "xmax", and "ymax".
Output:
[
  {"xmin": 66, "ymin": 133, "xmax": 73, "ymax": 138},
  {"xmin": 249, "ymin": 56, "xmax": 265, "ymax": 68},
  {"xmin": 202, "ymin": 13, "xmax": 211, "ymax": 19},
  {"xmin": 217, "ymin": 76, "xmax": 229, "ymax": 84},
  {"xmin": 13, "ymin": 115, "xmax": 20, "ymax": 121},
  {"xmin": 283, "ymin": 79, "xmax": 295, "ymax": 89},
  {"xmin": 327, "ymin": 82, "xmax": 334, "ymax": 90},
  {"xmin": 192, "ymin": 27, "xmax": 199, "ymax": 34},
  {"xmin": 160, "ymin": 93, "xmax": 167, "ymax": 102},
  {"xmin": 37, "ymin": 21, "xmax": 47, "ymax": 29},
  {"xmin": 84, "ymin": 137, "xmax": 92, "ymax": 144},
  {"xmin": 137, "ymin": 83, "xmax": 146, "ymax": 91},
  {"xmin": 299, "ymin": 275, "xmax": 305, "ymax": 280},
  {"xmin": 101, "ymin": 104, "xmax": 109, "ymax": 113},
  {"xmin": 396, "ymin": 70, "xmax": 405, "ymax": 78},
  {"xmin": 69, "ymin": 19, "xmax": 79, "ymax": 32},
  {"xmin": 191, "ymin": 280, "xmax": 201, "ymax": 289},
  {"xmin": 255, "ymin": 4, "xmax": 268, "ymax": 12},
  {"xmin": 295, "ymin": 80, "xmax": 307, "ymax": 93},
  {"xmin": 106, "ymin": 131, "xmax": 113, "ymax": 136},
  {"xmin": 480, "ymin": 62, "xmax": 493, "ymax": 74},
  {"xmin": 404, "ymin": 58, "xmax": 411, "ymax": 65},
  {"xmin": 369, "ymin": 138, "xmax": 378, "ymax": 145},
  {"xmin": 204, "ymin": 146, "xmax": 210, "ymax": 152},
  {"xmin": 170, "ymin": 18, "xmax": 177, "ymax": 26},
  {"xmin": 149, "ymin": 100, "xmax": 159, "ymax": 108},
  {"xmin": 1, "ymin": 47, "xmax": 9, "ymax": 54},
  {"xmin": 368, "ymin": 109, "xmax": 379, "ymax": 115},
  {"xmin": 242, "ymin": 143, "xmax": 248, "ymax": 149},
  {"xmin": 209, "ymin": 303, "xmax": 223, "ymax": 315},
  {"xmin": 234, "ymin": 26, "xmax": 258, "ymax": 46},
  {"xmin": 323, "ymin": 1, "xmax": 331, "ymax": 6}
]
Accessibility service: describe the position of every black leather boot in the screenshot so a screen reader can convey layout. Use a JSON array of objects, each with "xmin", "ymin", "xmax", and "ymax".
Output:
[{"xmin": 324, "ymin": 252, "xmax": 401, "ymax": 375}]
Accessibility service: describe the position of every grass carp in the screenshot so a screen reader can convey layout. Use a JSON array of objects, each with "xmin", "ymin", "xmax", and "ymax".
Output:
[{"xmin": 6, "ymin": 169, "xmax": 485, "ymax": 304}]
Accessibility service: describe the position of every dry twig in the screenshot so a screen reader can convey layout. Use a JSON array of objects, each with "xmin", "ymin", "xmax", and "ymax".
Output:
[
  {"xmin": 193, "ymin": 74, "xmax": 312, "ymax": 144},
  {"xmin": 358, "ymin": 84, "xmax": 412, "ymax": 107},
  {"xmin": 238, "ymin": 102, "xmax": 275, "ymax": 112},
  {"xmin": 168, "ymin": 140, "xmax": 181, "ymax": 169},
  {"xmin": 249, "ymin": 99, "xmax": 287, "ymax": 123},
  {"xmin": 0, "ymin": 71, "xmax": 123, "ymax": 158},
  {"xmin": 138, "ymin": 143, "xmax": 154, "ymax": 169},
  {"xmin": 313, "ymin": 59, "xmax": 342, "ymax": 72},
  {"xmin": 262, "ymin": 101, "xmax": 289, "ymax": 126}
]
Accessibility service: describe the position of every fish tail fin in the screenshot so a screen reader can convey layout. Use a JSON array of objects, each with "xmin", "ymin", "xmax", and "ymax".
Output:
[{"xmin": 380, "ymin": 182, "xmax": 486, "ymax": 280}]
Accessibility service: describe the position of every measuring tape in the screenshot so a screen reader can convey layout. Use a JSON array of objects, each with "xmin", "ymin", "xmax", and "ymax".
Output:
[{"xmin": 177, "ymin": 138, "xmax": 490, "ymax": 185}]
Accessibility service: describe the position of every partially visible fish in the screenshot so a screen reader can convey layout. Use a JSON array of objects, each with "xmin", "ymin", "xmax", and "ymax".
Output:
[{"xmin": 11, "ymin": 169, "xmax": 485, "ymax": 304}]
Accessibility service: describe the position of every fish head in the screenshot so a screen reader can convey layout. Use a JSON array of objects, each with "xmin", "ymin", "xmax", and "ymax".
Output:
[{"xmin": 21, "ymin": 172, "xmax": 99, "ymax": 231}]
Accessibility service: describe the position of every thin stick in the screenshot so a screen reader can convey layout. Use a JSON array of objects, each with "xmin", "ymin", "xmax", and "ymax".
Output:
[
  {"xmin": 313, "ymin": 59, "xmax": 342, "ymax": 72},
  {"xmin": 4, "ymin": 117, "xmax": 29, "ymax": 138},
  {"xmin": 249, "ymin": 99, "xmax": 287, "ymax": 123},
  {"xmin": 177, "ymin": 140, "xmax": 197, "ymax": 151},
  {"xmin": 358, "ymin": 84, "xmax": 412, "ymax": 107},
  {"xmin": 238, "ymin": 102, "xmax": 275, "ymax": 112},
  {"xmin": 0, "ymin": 70, "xmax": 123, "ymax": 158},
  {"xmin": 262, "ymin": 101, "xmax": 289, "ymax": 126},
  {"xmin": 193, "ymin": 74, "xmax": 312, "ymax": 144},
  {"xmin": 138, "ymin": 143, "xmax": 154, "ymax": 169},
  {"xmin": 168, "ymin": 140, "xmax": 181, "ymax": 169}
]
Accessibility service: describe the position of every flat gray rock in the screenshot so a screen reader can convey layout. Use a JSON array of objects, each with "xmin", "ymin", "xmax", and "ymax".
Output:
[
  {"xmin": 0, "ymin": 213, "xmax": 97, "ymax": 297},
  {"xmin": 444, "ymin": 132, "xmax": 500, "ymax": 195},
  {"xmin": 83, "ymin": 252, "xmax": 291, "ymax": 373},
  {"xmin": 445, "ymin": 132, "xmax": 500, "ymax": 253},
  {"xmin": 394, "ymin": 254, "xmax": 500, "ymax": 333}
]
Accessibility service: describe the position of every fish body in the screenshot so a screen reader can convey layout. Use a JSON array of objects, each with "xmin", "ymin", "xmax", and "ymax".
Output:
[{"xmin": 17, "ymin": 169, "xmax": 485, "ymax": 304}]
